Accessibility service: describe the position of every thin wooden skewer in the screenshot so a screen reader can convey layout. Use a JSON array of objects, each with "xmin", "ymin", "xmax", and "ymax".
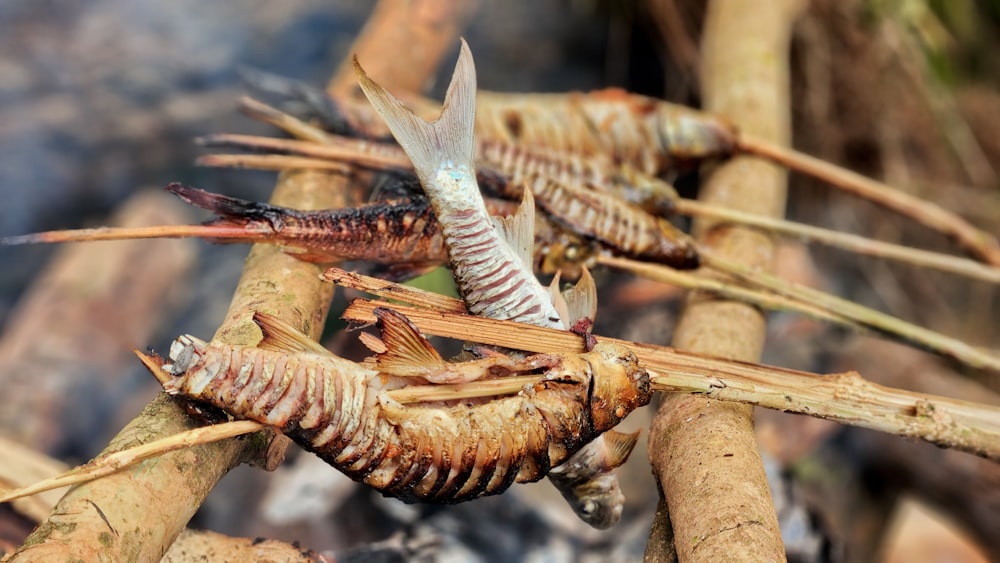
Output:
[
  {"xmin": 674, "ymin": 198, "xmax": 1000, "ymax": 284},
  {"xmin": 737, "ymin": 133, "xmax": 1000, "ymax": 267},
  {"xmin": 697, "ymin": 250, "xmax": 1000, "ymax": 371}
]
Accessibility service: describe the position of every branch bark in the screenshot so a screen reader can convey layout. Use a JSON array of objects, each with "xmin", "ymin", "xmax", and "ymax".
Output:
[
  {"xmin": 10, "ymin": 1, "xmax": 475, "ymax": 559},
  {"xmin": 646, "ymin": 1, "xmax": 805, "ymax": 561}
]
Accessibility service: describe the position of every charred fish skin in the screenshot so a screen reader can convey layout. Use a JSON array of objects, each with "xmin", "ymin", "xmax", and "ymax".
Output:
[
  {"xmin": 354, "ymin": 40, "xmax": 564, "ymax": 329},
  {"xmin": 169, "ymin": 183, "xmax": 448, "ymax": 265},
  {"xmin": 160, "ymin": 329, "xmax": 651, "ymax": 505},
  {"xmin": 474, "ymin": 142, "xmax": 699, "ymax": 268},
  {"xmin": 163, "ymin": 181, "xmax": 597, "ymax": 279},
  {"xmin": 524, "ymin": 173, "xmax": 699, "ymax": 269}
]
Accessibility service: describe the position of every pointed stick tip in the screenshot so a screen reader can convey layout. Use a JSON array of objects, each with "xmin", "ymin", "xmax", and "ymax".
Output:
[{"xmin": 134, "ymin": 348, "xmax": 173, "ymax": 387}]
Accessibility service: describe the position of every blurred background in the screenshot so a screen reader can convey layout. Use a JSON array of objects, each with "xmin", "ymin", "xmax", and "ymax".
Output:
[{"xmin": 0, "ymin": 1, "xmax": 998, "ymax": 561}]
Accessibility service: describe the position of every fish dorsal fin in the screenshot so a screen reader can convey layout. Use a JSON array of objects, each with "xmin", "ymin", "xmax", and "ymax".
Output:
[
  {"xmin": 354, "ymin": 39, "xmax": 476, "ymax": 187},
  {"xmin": 253, "ymin": 312, "xmax": 332, "ymax": 356},
  {"xmin": 492, "ymin": 187, "xmax": 536, "ymax": 272},
  {"xmin": 602, "ymin": 429, "xmax": 641, "ymax": 469},
  {"xmin": 372, "ymin": 307, "xmax": 447, "ymax": 377},
  {"xmin": 562, "ymin": 267, "xmax": 597, "ymax": 326},
  {"xmin": 547, "ymin": 270, "xmax": 570, "ymax": 328}
]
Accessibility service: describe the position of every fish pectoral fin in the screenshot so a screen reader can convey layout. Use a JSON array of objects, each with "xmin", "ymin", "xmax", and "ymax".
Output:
[
  {"xmin": 354, "ymin": 39, "xmax": 476, "ymax": 185},
  {"xmin": 492, "ymin": 187, "xmax": 536, "ymax": 273},
  {"xmin": 372, "ymin": 307, "xmax": 447, "ymax": 377},
  {"xmin": 601, "ymin": 429, "xmax": 641, "ymax": 470},
  {"xmin": 562, "ymin": 267, "xmax": 597, "ymax": 327},
  {"xmin": 253, "ymin": 312, "xmax": 332, "ymax": 356},
  {"xmin": 358, "ymin": 331, "xmax": 387, "ymax": 354}
]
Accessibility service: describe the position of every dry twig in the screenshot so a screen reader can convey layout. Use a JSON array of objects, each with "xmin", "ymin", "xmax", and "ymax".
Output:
[
  {"xmin": 737, "ymin": 133, "xmax": 1000, "ymax": 266},
  {"xmin": 599, "ymin": 253, "xmax": 1000, "ymax": 372}
]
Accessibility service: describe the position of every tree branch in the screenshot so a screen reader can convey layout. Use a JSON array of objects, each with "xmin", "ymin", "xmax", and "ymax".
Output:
[{"xmin": 646, "ymin": 1, "xmax": 805, "ymax": 560}]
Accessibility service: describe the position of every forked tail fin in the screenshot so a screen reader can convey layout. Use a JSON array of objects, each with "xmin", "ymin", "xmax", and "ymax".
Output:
[{"xmin": 353, "ymin": 39, "xmax": 477, "ymax": 186}]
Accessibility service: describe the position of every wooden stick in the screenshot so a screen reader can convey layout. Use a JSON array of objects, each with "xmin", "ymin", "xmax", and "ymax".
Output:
[
  {"xmin": 196, "ymin": 153, "xmax": 351, "ymax": 173},
  {"xmin": 737, "ymin": 132, "xmax": 1000, "ymax": 267},
  {"xmin": 0, "ymin": 420, "xmax": 266, "ymax": 506},
  {"xmin": 597, "ymin": 255, "xmax": 863, "ymax": 328},
  {"xmin": 386, "ymin": 374, "xmax": 545, "ymax": 403},
  {"xmin": 674, "ymin": 198, "xmax": 1000, "ymax": 283},
  {"xmin": 237, "ymin": 96, "xmax": 334, "ymax": 144},
  {"xmin": 197, "ymin": 130, "xmax": 411, "ymax": 169},
  {"xmin": 700, "ymin": 250, "xmax": 1000, "ymax": 371},
  {"xmin": 322, "ymin": 266, "xmax": 467, "ymax": 313}
]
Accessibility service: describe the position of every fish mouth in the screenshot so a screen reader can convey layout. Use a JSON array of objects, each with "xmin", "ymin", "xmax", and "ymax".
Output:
[{"xmin": 163, "ymin": 334, "xmax": 207, "ymax": 376}]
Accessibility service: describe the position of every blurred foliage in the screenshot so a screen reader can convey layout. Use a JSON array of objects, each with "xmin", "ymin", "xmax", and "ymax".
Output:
[
  {"xmin": 404, "ymin": 266, "xmax": 460, "ymax": 298},
  {"xmin": 866, "ymin": 0, "xmax": 1000, "ymax": 85}
]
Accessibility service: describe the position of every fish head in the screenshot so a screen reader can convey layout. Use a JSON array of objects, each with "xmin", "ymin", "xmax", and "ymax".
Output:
[
  {"xmin": 583, "ymin": 342, "xmax": 652, "ymax": 432},
  {"xmin": 568, "ymin": 472, "xmax": 626, "ymax": 529},
  {"xmin": 163, "ymin": 334, "xmax": 208, "ymax": 376}
]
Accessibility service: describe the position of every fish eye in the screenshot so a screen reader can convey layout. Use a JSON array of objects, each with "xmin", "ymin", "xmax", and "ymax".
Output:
[{"xmin": 563, "ymin": 244, "xmax": 579, "ymax": 261}]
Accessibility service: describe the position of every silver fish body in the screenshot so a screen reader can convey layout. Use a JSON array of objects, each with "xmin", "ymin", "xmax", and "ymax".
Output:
[
  {"xmin": 547, "ymin": 429, "xmax": 640, "ymax": 529},
  {"xmin": 355, "ymin": 42, "xmax": 563, "ymax": 329}
]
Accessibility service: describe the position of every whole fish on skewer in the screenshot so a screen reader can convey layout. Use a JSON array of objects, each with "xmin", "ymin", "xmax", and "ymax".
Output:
[
  {"xmin": 238, "ymin": 64, "xmax": 736, "ymax": 176},
  {"xmin": 0, "ymin": 183, "xmax": 601, "ymax": 280},
  {"xmin": 155, "ymin": 308, "xmax": 650, "ymax": 504},
  {"xmin": 355, "ymin": 39, "xmax": 644, "ymax": 528}
]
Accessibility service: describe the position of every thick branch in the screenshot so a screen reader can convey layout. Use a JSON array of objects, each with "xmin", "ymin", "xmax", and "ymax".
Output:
[
  {"xmin": 327, "ymin": 0, "xmax": 478, "ymax": 97},
  {"xmin": 644, "ymin": 1, "xmax": 804, "ymax": 560}
]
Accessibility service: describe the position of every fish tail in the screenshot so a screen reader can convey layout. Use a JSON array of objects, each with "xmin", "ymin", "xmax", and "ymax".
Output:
[
  {"xmin": 166, "ymin": 183, "xmax": 295, "ymax": 228},
  {"xmin": 354, "ymin": 39, "xmax": 477, "ymax": 185}
]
